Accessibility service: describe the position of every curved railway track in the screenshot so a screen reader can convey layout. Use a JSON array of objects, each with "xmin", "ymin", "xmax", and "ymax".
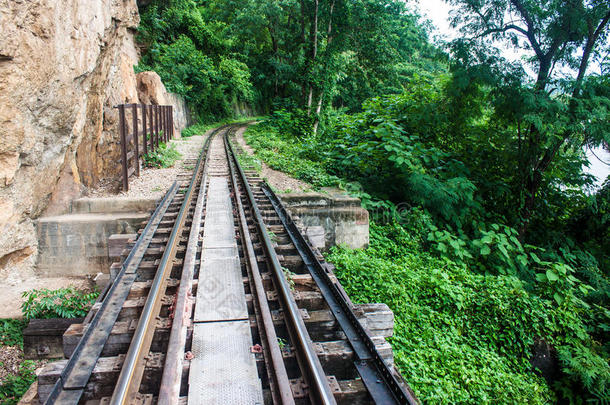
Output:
[{"xmin": 41, "ymin": 124, "xmax": 417, "ymax": 405}]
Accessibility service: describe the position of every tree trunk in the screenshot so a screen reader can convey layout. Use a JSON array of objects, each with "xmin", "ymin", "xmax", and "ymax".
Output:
[
  {"xmin": 312, "ymin": 0, "xmax": 335, "ymax": 134},
  {"xmin": 306, "ymin": 0, "xmax": 319, "ymax": 112},
  {"xmin": 518, "ymin": 12, "xmax": 610, "ymax": 240}
]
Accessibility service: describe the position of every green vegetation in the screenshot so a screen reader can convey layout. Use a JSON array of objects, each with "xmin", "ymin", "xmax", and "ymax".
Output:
[
  {"xmin": 245, "ymin": 112, "xmax": 609, "ymax": 403},
  {"xmin": 329, "ymin": 222, "xmax": 607, "ymax": 403},
  {"xmin": 0, "ymin": 361, "xmax": 36, "ymax": 405},
  {"xmin": 21, "ymin": 287, "xmax": 99, "ymax": 320},
  {"xmin": 0, "ymin": 319, "xmax": 27, "ymax": 349},
  {"xmin": 244, "ymin": 124, "xmax": 339, "ymax": 188},
  {"xmin": 137, "ymin": 0, "xmax": 609, "ymax": 402},
  {"xmin": 181, "ymin": 117, "xmax": 263, "ymax": 138},
  {"xmin": 142, "ymin": 142, "xmax": 182, "ymax": 168},
  {"xmin": 0, "ymin": 319, "xmax": 35, "ymax": 405},
  {"xmin": 0, "ymin": 287, "xmax": 100, "ymax": 402},
  {"xmin": 136, "ymin": 0, "xmax": 443, "ymax": 126}
]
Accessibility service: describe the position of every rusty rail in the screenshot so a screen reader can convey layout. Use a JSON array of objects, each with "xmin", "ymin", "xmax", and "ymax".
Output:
[{"xmin": 116, "ymin": 104, "xmax": 174, "ymax": 191}]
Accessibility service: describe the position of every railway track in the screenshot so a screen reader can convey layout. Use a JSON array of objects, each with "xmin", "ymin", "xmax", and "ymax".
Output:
[{"xmin": 40, "ymin": 124, "xmax": 417, "ymax": 405}]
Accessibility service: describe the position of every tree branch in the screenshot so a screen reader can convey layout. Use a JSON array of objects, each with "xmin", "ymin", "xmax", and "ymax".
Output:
[{"xmin": 510, "ymin": 0, "xmax": 544, "ymax": 60}]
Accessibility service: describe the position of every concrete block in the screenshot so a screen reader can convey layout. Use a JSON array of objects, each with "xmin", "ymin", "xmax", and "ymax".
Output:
[
  {"xmin": 279, "ymin": 191, "xmax": 369, "ymax": 250},
  {"xmin": 35, "ymin": 213, "xmax": 149, "ymax": 277},
  {"xmin": 70, "ymin": 197, "xmax": 157, "ymax": 214},
  {"xmin": 306, "ymin": 226, "xmax": 326, "ymax": 249}
]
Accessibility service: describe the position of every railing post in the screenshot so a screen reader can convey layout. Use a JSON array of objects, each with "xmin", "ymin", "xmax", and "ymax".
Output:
[
  {"xmin": 118, "ymin": 104, "xmax": 129, "ymax": 191},
  {"xmin": 170, "ymin": 106, "xmax": 173, "ymax": 138},
  {"xmin": 167, "ymin": 106, "xmax": 170, "ymax": 141},
  {"xmin": 142, "ymin": 104, "xmax": 148, "ymax": 156},
  {"xmin": 155, "ymin": 105, "xmax": 160, "ymax": 147},
  {"xmin": 132, "ymin": 103, "xmax": 140, "ymax": 177},
  {"xmin": 163, "ymin": 106, "xmax": 166, "ymax": 142},
  {"xmin": 150, "ymin": 104, "xmax": 155, "ymax": 152},
  {"xmin": 160, "ymin": 105, "xmax": 164, "ymax": 143}
]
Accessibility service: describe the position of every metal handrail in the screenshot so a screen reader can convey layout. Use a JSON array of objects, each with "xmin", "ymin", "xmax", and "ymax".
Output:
[{"xmin": 116, "ymin": 104, "xmax": 174, "ymax": 191}]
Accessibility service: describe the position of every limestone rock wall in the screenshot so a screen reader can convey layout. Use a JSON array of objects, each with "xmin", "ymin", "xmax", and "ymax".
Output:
[
  {"xmin": 0, "ymin": 1, "xmax": 190, "ymax": 280},
  {"xmin": 136, "ymin": 71, "xmax": 192, "ymax": 134}
]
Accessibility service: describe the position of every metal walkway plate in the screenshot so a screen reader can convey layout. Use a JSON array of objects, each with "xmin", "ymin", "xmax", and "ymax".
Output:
[
  {"xmin": 189, "ymin": 321, "xmax": 263, "ymax": 405},
  {"xmin": 190, "ymin": 176, "xmax": 262, "ymax": 403},
  {"xmin": 193, "ymin": 247, "xmax": 248, "ymax": 322}
]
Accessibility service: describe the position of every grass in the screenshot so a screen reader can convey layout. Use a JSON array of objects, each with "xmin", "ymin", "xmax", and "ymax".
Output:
[{"xmin": 243, "ymin": 124, "xmax": 340, "ymax": 189}]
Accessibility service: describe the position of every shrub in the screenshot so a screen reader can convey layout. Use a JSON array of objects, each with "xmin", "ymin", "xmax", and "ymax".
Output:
[
  {"xmin": 244, "ymin": 124, "xmax": 339, "ymax": 188},
  {"xmin": 328, "ymin": 221, "xmax": 609, "ymax": 404},
  {"xmin": 143, "ymin": 142, "xmax": 182, "ymax": 168},
  {"xmin": 0, "ymin": 361, "xmax": 36, "ymax": 405},
  {"xmin": 0, "ymin": 319, "xmax": 27, "ymax": 348},
  {"xmin": 21, "ymin": 287, "xmax": 99, "ymax": 320},
  {"xmin": 181, "ymin": 123, "xmax": 207, "ymax": 138}
]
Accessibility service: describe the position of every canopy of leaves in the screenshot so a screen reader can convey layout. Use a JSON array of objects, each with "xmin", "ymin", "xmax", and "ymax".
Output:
[{"xmin": 136, "ymin": 0, "xmax": 446, "ymax": 122}]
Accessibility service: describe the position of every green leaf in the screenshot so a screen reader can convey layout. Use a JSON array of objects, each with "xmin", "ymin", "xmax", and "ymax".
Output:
[
  {"xmin": 553, "ymin": 292, "xmax": 564, "ymax": 305},
  {"xmin": 546, "ymin": 269, "xmax": 559, "ymax": 282}
]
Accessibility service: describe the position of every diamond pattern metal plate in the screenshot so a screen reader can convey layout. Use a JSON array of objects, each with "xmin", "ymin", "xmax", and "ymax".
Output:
[
  {"xmin": 188, "ymin": 321, "xmax": 263, "ymax": 404},
  {"xmin": 189, "ymin": 176, "xmax": 262, "ymax": 403},
  {"xmin": 193, "ymin": 248, "xmax": 248, "ymax": 322}
]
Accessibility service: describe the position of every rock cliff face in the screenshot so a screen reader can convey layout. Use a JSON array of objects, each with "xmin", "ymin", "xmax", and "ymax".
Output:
[
  {"xmin": 136, "ymin": 71, "xmax": 192, "ymax": 132},
  {"xmin": 0, "ymin": 1, "xmax": 188, "ymax": 280}
]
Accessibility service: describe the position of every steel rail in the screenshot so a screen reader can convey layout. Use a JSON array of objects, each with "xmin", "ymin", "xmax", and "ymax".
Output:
[
  {"xmin": 157, "ymin": 129, "xmax": 216, "ymax": 404},
  {"xmin": 45, "ymin": 180, "xmax": 180, "ymax": 405},
  {"xmin": 110, "ymin": 131, "xmax": 211, "ymax": 405},
  {"xmin": 225, "ymin": 128, "xmax": 337, "ymax": 405},
  {"xmin": 224, "ymin": 127, "xmax": 295, "ymax": 405},
  {"xmin": 263, "ymin": 184, "xmax": 418, "ymax": 405}
]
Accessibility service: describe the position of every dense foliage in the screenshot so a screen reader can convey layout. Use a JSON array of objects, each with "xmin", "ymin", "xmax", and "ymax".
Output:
[
  {"xmin": 244, "ymin": 117, "xmax": 609, "ymax": 402},
  {"xmin": 136, "ymin": 0, "xmax": 444, "ymax": 124},
  {"xmin": 137, "ymin": 0, "xmax": 609, "ymax": 402},
  {"xmin": 329, "ymin": 222, "xmax": 606, "ymax": 404}
]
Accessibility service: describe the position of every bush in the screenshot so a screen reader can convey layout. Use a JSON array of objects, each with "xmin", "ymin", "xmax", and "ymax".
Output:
[
  {"xmin": 0, "ymin": 361, "xmax": 36, "ymax": 405},
  {"xmin": 267, "ymin": 109, "xmax": 314, "ymax": 138},
  {"xmin": 328, "ymin": 222, "xmax": 609, "ymax": 403},
  {"xmin": 143, "ymin": 142, "xmax": 182, "ymax": 168},
  {"xmin": 181, "ymin": 123, "xmax": 208, "ymax": 138},
  {"xmin": 244, "ymin": 124, "xmax": 339, "ymax": 188},
  {"xmin": 0, "ymin": 319, "xmax": 27, "ymax": 348},
  {"xmin": 21, "ymin": 287, "xmax": 99, "ymax": 320}
]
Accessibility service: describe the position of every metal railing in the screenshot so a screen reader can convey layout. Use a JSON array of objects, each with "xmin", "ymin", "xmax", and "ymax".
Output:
[{"xmin": 116, "ymin": 103, "xmax": 174, "ymax": 191}]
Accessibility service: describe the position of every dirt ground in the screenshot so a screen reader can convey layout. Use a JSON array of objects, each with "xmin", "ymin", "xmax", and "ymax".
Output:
[
  {"xmin": 88, "ymin": 132, "xmax": 208, "ymax": 200},
  {"xmin": 234, "ymin": 125, "xmax": 312, "ymax": 193}
]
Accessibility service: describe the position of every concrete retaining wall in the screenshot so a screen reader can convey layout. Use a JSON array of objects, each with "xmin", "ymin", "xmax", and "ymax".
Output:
[
  {"xmin": 35, "ymin": 197, "xmax": 156, "ymax": 277},
  {"xmin": 280, "ymin": 190, "xmax": 369, "ymax": 250}
]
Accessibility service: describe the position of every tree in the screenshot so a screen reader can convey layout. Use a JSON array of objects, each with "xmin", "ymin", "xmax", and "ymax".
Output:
[{"xmin": 447, "ymin": 0, "xmax": 610, "ymax": 239}]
